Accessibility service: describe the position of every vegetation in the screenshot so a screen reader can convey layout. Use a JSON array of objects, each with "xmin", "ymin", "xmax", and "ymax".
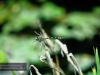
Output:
[{"xmin": 0, "ymin": 0, "xmax": 100, "ymax": 75}]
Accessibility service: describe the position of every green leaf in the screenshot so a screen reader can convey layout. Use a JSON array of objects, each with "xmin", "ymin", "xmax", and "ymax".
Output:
[
  {"xmin": 11, "ymin": 70, "xmax": 16, "ymax": 75},
  {"xmin": 0, "ymin": 50, "xmax": 7, "ymax": 63},
  {"xmin": 95, "ymin": 48, "xmax": 100, "ymax": 75},
  {"xmin": 41, "ymin": 2, "xmax": 65, "ymax": 20}
]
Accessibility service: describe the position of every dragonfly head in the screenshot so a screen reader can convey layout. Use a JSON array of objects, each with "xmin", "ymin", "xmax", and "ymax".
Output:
[{"xmin": 35, "ymin": 36, "xmax": 43, "ymax": 42}]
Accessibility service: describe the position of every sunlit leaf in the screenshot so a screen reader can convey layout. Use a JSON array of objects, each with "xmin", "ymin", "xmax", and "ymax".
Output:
[
  {"xmin": 0, "ymin": 50, "xmax": 7, "ymax": 63},
  {"xmin": 95, "ymin": 48, "xmax": 100, "ymax": 75}
]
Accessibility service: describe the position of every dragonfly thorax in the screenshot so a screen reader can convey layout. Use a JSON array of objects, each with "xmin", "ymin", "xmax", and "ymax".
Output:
[{"xmin": 35, "ymin": 36, "xmax": 46, "ymax": 42}]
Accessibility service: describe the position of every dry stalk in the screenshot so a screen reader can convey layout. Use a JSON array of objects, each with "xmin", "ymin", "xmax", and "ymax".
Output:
[
  {"xmin": 40, "ymin": 44, "xmax": 65, "ymax": 75},
  {"xmin": 29, "ymin": 65, "xmax": 42, "ymax": 75},
  {"xmin": 31, "ymin": 21, "xmax": 83, "ymax": 75},
  {"xmin": 37, "ymin": 20, "xmax": 63, "ymax": 75},
  {"xmin": 55, "ymin": 39, "xmax": 83, "ymax": 75}
]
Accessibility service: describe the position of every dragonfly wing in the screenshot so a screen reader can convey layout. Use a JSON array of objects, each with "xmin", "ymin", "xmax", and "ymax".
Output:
[
  {"xmin": 33, "ymin": 42, "xmax": 40, "ymax": 51},
  {"xmin": 40, "ymin": 41, "xmax": 44, "ymax": 51}
]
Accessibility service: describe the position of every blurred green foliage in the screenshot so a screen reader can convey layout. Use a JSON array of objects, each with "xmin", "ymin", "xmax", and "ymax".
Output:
[
  {"xmin": 0, "ymin": 50, "xmax": 7, "ymax": 63},
  {"xmin": 0, "ymin": 34, "xmax": 44, "ymax": 66},
  {"xmin": 52, "ymin": 12, "xmax": 100, "ymax": 41},
  {"xmin": 0, "ymin": 0, "xmax": 99, "ymax": 40},
  {"xmin": 0, "ymin": 1, "xmax": 66, "ymax": 34},
  {"xmin": 40, "ymin": 2, "xmax": 65, "ymax": 20}
]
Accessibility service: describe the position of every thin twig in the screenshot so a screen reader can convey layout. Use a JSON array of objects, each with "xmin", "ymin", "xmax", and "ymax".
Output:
[{"xmin": 29, "ymin": 65, "xmax": 42, "ymax": 75}]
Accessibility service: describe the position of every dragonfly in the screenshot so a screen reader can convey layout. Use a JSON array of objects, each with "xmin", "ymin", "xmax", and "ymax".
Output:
[
  {"xmin": 34, "ymin": 31, "xmax": 49, "ymax": 42},
  {"xmin": 33, "ymin": 31, "xmax": 61, "ymax": 51}
]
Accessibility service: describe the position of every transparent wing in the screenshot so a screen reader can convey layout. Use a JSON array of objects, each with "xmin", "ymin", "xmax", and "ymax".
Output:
[{"xmin": 33, "ymin": 41, "xmax": 40, "ymax": 51}]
